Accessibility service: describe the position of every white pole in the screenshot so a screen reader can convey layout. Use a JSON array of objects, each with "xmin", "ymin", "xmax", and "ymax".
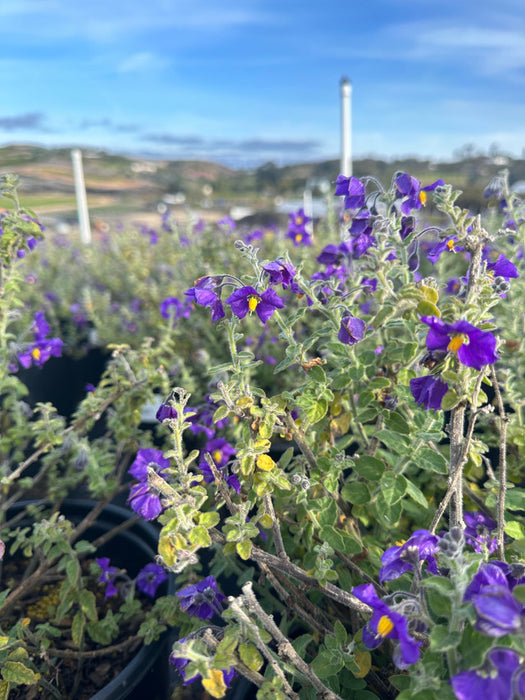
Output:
[
  {"xmin": 71, "ymin": 148, "xmax": 92, "ymax": 244},
  {"xmin": 340, "ymin": 77, "xmax": 352, "ymax": 177}
]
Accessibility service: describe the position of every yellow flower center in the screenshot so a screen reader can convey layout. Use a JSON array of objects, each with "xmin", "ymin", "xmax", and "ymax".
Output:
[
  {"xmin": 447, "ymin": 334, "xmax": 467, "ymax": 354},
  {"xmin": 446, "ymin": 239, "xmax": 456, "ymax": 251},
  {"xmin": 295, "ymin": 216, "xmax": 303, "ymax": 225},
  {"xmin": 377, "ymin": 614, "xmax": 394, "ymax": 638},
  {"xmin": 419, "ymin": 191, "xmax": 427, "ymax": 205},
  {"xmin": 212, "ymin": 450, "xmax": 223, "ymax": 464},
  {"xmin": 31, "ymin": 347, "xmax": 41, "ymax": 361},
  {"xmin": 295, "ymin": 233, "xmax": 303, "ymax": 243},
  {"xmin": 395, "ymin": 539, "xmax": 407, "ymax": 547},
  {"xmin": 248, "ymin": 295, "xmax": 259, "ymax": 312}
]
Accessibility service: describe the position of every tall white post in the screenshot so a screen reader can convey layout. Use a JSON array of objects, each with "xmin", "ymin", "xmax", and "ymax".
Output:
[
  {"xmin": 71, "ymin": 148, "xmax": 92, "ymax": 245},
  {"xmin": 340, "ymin": 77, "xmax": 352, "ymax": 177}
]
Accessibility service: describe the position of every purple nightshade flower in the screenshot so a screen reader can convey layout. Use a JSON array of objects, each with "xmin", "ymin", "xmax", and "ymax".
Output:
[
  {"xmin": 225, "ymin": 285, "xmax": 284, "ymax": 323},
  {"xmin": 334, "ymin": 175, "xmax": 367, "ymax": 210},
  {"xmin": 445, "ymin": 277, "xmax": 462, "ymax": 295},
  {"xmin": 470, "ymin": 586, "xmax": 525, "ymax": 637},
  {"xmin": 379, "ymin": 530, "xmax": 440, "ymax": 583},
  {"xmin": 464, "ymin": 563, "xmax": 510, "ymax": 602},
  {"xmin": 420, "ymin": 316, "xmax": 498, "ymax": 371},
  {"xmin": 244, "ymin": 228, "xmax": 264, "ymax": 244},
  {"xmin": 399, "ymin": 216, "xmax": 415, "ymax": 241},
  {"xmin": 128, "ymin": 448, "xmax": 170, "ymax": 520},
  {"xmin": 463, "ymin": 512, "xmax": 498, "ymax": 554},
  {"xmin": 394, "ymin": 173, "xmax": 444, "ymax": 215},
  {"xmin": 128, "ymin": 481, "xmax": 164, "ymax": 520},
  {"xmin": 352, "ymin": 584, "xmax": 422, "ymax": 669},
  {"xmin": 218, "ymin": 216, "xmax": 236, "ymax": 231},
  {"xmin": 18, "ymin": 337, "xmax": 64, "ymax": 369},
  {"xmin": 451, "ymin": 648, "xmax": 522, "ymax": 700},
  {"xmin": 198, "ymin": 438, "xmax": 240, "ymax": 493},
  {"xmin": 33, "ymin": 312, "xmax": 50, "ymax": 340},
  {"xmin": 410, "ymin": 375, "xmax": 449, "ymax": 411},
  {"xmin": 185, "ymin": 277, "xmax": 225, "ymax": 323},
  {"xmin": 351, "ymin": 232, "xmax": 377, "ymax": 258},
  {"xmin": 136, "ymin": 563, "xmax": 168, "ymax": 597},
  {"xmin": 486, "ymin": 253, "xmax": 520, "ymax": 280},
  {"xmin": 317, "ymin": 244, "xmax": 346, "ymax": 266},
  {"xmin": 96, "ymin": 557, "xmax": 118, "ymax": 598},
  {"xmin": 170, "ymin": 637, "xmax": 236, "ymax": 687},
  {"xmin": 349, "ymin": 209, "xmax": 373, "ymax": 236},
  {"xmin": 160, "ymin": 296, "xmax": 191, "ymax": 322},
  {"xmin": 338, "ymin": 316, "xmax": 366, "ymax": 345},
  {"xmin": 426, "ymin": 237, "xmax": 464, "ymax": 264},
  {"xmin": 129, "ymin": 448, "xmax": 170, "ymax": 481},
  {"xmin": 262, "ymin": 260, "xmax": 297, "ymax": 288},
  {"xmin": 176, "ymin": 576, "xmax": 226, "ymax": 620},
  {"xmin": 286, "ymin": 209, "xmax": 312, "ymax": 246}
]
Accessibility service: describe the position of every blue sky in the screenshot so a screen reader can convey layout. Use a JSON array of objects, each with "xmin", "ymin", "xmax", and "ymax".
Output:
[{"xmin": 1, "ymin": 0, "xmax": 524, "ymax": 166}]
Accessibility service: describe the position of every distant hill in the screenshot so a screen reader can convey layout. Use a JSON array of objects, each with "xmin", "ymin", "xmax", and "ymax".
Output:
[{"xmin": 1, "ymin": 144, "xmax": 524, "ymax": 220}]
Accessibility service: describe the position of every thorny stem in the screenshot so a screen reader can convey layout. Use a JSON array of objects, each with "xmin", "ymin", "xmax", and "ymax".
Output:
[
  {"xmin": 490, "ymin": 365, "xmax": 508, "ymax": 560},
  {"xmin": 241, "ymin": 582, "xmax": 344, "ymax": 700}
]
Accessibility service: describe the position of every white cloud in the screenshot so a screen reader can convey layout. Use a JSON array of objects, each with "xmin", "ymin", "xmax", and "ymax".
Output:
[{"xmin": 116, "ymin": 52, "xmax": 169, "ymax": 74}]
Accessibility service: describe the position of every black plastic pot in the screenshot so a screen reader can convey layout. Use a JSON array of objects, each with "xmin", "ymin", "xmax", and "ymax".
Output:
[{"xmin": 7, "ymin": 499, "xmax": 174, "ymax": 700}]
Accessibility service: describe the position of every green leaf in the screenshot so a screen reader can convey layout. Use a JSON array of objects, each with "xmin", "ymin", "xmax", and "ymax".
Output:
[
  {"xmin": 198, "ymin": 512, "xmax": 221, "ymax": 529},
  {"xmin": 441, "ymin": 389, "xmax": 460, "ymax": 411},
  {"xmin": 429, "ymin": 626, "xmax": 461, "ymax": 652},
  {"xmin": 353, "ymin": 456, "xmax": 385, "ymax": 481},
  {"xmin": 213, "ymin": 405, "xmax": 230, "ymax": 423},
  {"xmin": 416, "ymin": 448, "xmax": 448, "ymax": 474},
  {"xmin": 311, "ymin": 649, "xmax": 344, "ymax": 678},
  {"xmin": 239, "ymin": 643, "xmax": 263, "ymax": 672},
  {"xmin": 71, "ymin": 611, "xmax": 85, "ymax": 648},
  {"xmin": 307, "ymin": 365, "xmax": 326, "ymax": 384},
  {"xmin": 334, "ymin": 620, "xmax": 347, "ymax": 645},
  {"xmin": 357, "ymin": 391, "xmax": 374, "ymax": 409},
  {"xmin": 384, "ymin": 412, "xmax": 411, "ymax": 435},
  {"xmin": 513, "ymin": 584, "xmax": 525, "ymax": 604},
  {"xmin": 236, "ymin": 540, "xmax": 252, "ymax": 560},
  {"xmin": 79, "ymin": 590, "xmax": 98, "ymax": 622},
  {"xmin": 66, "ymin": 558, "xmax": 80, "ymax": 585},
  {"xmin": 375, "ymin": 429, "xmax": 410, "ymax": 454},
  {"xmin": 0, "ymin": 680, "xmax": 9, "ymax": 700},
  {"xmin": 380, "ymin": 472, "xmax": 407, "ymax": 505},
  {"xmin": 506, "ymin": 488, "xmax": 525, "ymax": 511},
  {"xmin": 189, "ymin": 525, "xmax": 211, "ymax": 547},
  {"xmin": 317, "ymin": 499, "xmax": 338, "ymax": 527},
  {"xmin": 319, "ymin": 526, "xmax": 362, "ymax": 554},
  {"xmin": 504, "ymin": 520, "xmax": 525, "ymax": 539},
  {"xmin": 341, "ymin": 481, "xmax": 370, "ymax": 505},
  {"xmin": 1, "ymin": 661, "xmax": 39, "ymax": 685},
  {"xmin": 404, "ymin": 480, "xmax": 429, "ymax": 509},
  {"xmin": 307, "ymin": 399, "xmax": 328, "ymax": 424}
]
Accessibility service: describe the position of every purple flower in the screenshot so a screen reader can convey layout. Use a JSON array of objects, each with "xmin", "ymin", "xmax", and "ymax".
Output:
[
  {"xmin": 218, "ymin": 216, "xmax": 236, "ymax": 231},
  {"xmin": 170, "ymin": 637, "xmax": 236, "ymax": 687},
  {"xmin": 185, "ymin": 277, "xmax": 225, "ymax": 323},
  {"xmin": 394, "ymin": 173, "xmax": 444, "ymax": 215},
  {"xmin": 451, "ymin": 648, "xmax": 522, "ymax": 700},
  {"xmin": 286, "ymin": 209, "xmax": 312, "ymax": 246},
  {"xmin": 351, "ymin": 232, "xmax": 377, "ymax": 258},
  {"xmin": 262, "ymin": 260, "xmax": 297, "ymax": 288},
  {"xmin": 334, "ymin": 175, "xmax": 366, "ymax": 210},
  {"xmin": 225, "ymin": 285, "xmax": 284, "ymax": 323},
  {"xmin": 426, "ymin": 237, "xmax": 464, "ymax": 264},
  {"xmin": 96, "ymin": 557, "xmax": 118, "ymax": 598},
  {"xmin": 349, "ymin": 209, "xmax": 373, "ymax": 237},
  {"xmin": 352, "ymin": 584, "xmax": 422, "ymax": 669},
  {"xmin": 463, "ymin": 512, "xmax": 498, "ymax": 554},
  {"xmin": 17, "ymin": 337, "xmax": 64, "ymax": 369},
  {"xmin": 420, "ymin": 316, "xmax": 498, "ymax": 371},
  {"xmin": 198, "ymin": 438, "xmax": 240, "ymax": 493},
  {"xmin": 129, "ymin": 448, "xmax": 170, "ymax": 481},
  {"xmin": 128, "ymin": 481, "xmax": 164, "ymax": 520},
  {"xmin": 317, "ymin": 244, "xmax": 346, "ymax": 266},
  {"xmin": 464, "ymin": 562, "xmax": 510, "ymax": 601},
  {"xmin": 470, "ymin": 586, "xmax": 524, "ymax": 637},
  {"xmin": 176, "ymin": 576, "xmax": 225, "ymax": 619},
  {"xmin": 399, "ymin": 216, "xmax": 415, "ymax": 241},
  {"xmin": 486, "ymin": 253, "xmax": 519, "ymax": 280},
  {"xmin": 338, "ymin": 316, "xmax": 365, "ymax": 345},
  {"xmin": 410, "ymin": 375, "xmax": 449, "ymax": 411},
  {"xmin": 136, "ymin": 563, "xmax": 168, "ymax": 597},
  {"xmin": 379, "ymin": 530, "xmax": 439, "ymax": 583},
  {"xmin": 160, "ymin": 296, "xmax": 190, "ymax": 322},
  {"xmin": 33, "ymin": 312, "xmax": 50, "ymax": 340}
]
